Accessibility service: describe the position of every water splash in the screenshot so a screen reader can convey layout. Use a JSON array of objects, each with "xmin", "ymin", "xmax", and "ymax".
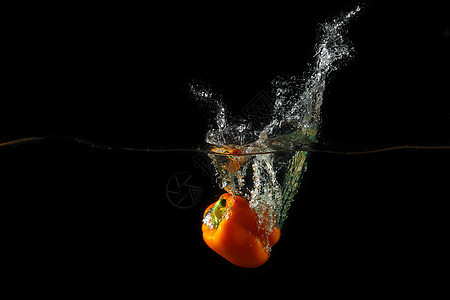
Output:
[
  {"xmin": 197, "ymin": 6, "xmax": 362, "ymax": 251},
  {"xmin": 189, "ymin": 79, "xmax": 255, "ymax": 146},
  {"xmin": 262, "ymin": 6, "xmax": 361, "ymax": 146}
]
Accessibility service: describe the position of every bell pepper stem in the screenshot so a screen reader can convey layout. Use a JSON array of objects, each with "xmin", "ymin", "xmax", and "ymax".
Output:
[{"xmin": 211, "ymin": 196, "xmax": 227, "ymax": 228}]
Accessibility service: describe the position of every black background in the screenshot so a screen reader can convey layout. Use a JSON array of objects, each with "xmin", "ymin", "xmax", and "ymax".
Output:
[{"xmin": 2, "ymin": 1, "xmax": 449, "ymax": 296}]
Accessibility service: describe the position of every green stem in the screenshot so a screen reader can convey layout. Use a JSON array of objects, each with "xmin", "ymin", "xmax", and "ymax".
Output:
[{"xmin": 211, "ymin": 197, "xmax": 227, "ymax": 228}]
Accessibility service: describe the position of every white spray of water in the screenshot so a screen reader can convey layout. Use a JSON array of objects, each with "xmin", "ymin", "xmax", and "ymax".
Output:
[{"xmin": 194, "ymin": 6, "xmax": 362, "ymax": 251}]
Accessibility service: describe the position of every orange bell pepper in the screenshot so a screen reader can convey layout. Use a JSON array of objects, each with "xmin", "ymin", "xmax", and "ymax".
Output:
[{"xmin": 202, "ymin": 193, "xmax": 280, "ymax": 268}]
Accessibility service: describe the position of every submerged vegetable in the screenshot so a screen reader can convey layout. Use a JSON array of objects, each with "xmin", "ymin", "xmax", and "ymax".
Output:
[{"xmin": 202, "ymin": 193, "xmax": 280, "ymax": 268}]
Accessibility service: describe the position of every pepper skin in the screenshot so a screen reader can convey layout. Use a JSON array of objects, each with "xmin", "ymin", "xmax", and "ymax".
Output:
[{"xmin": 202, "ymin": 193, "xmax": 280, "ymax": 268}]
